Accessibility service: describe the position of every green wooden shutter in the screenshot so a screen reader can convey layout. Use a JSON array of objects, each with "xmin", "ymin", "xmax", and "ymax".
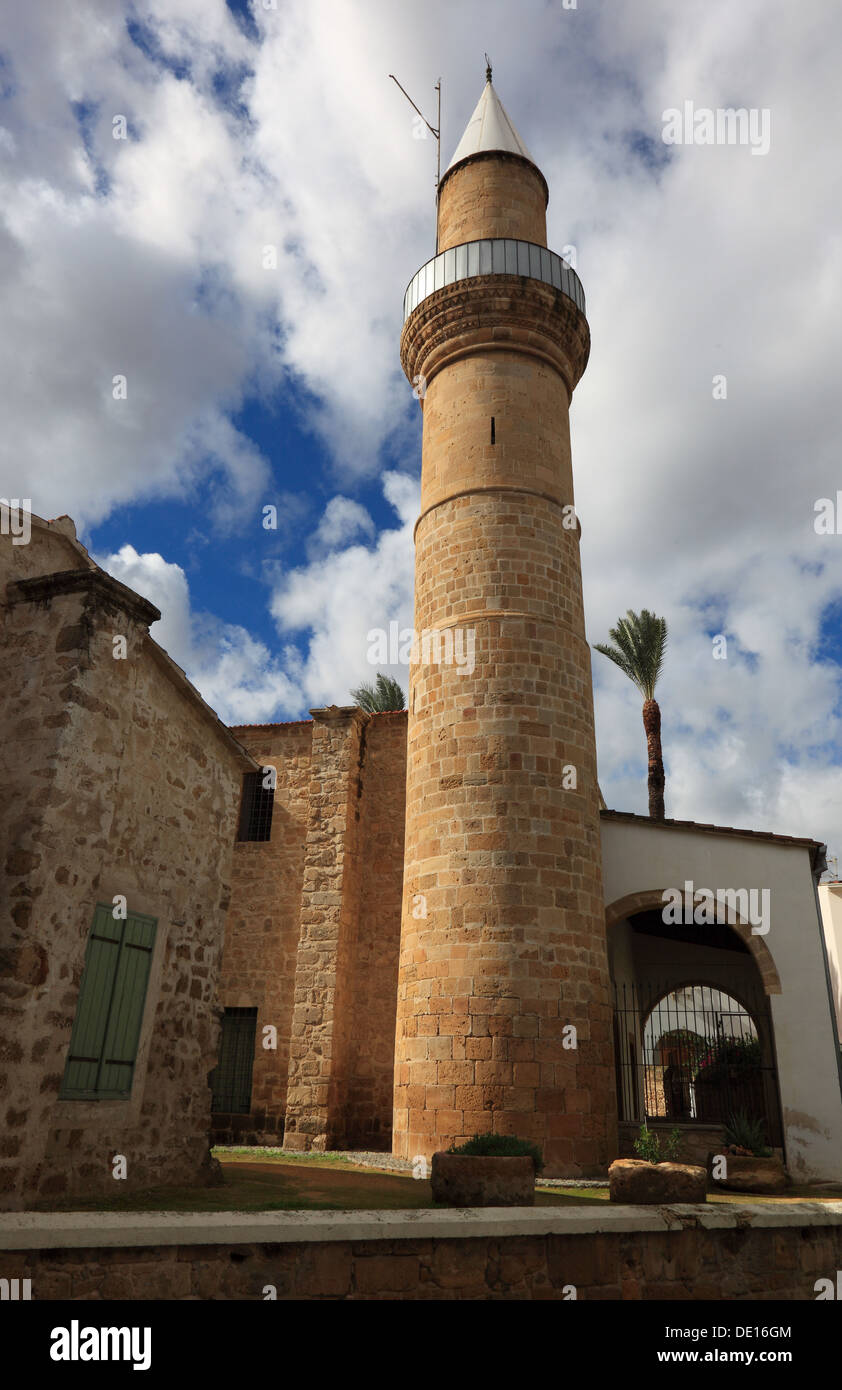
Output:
[
  {"xmin": 97, "ymin": 912, "xmax": 157, "ymax": 1098},
  {"xmin": 60, "ymin": 905, "xmax": 157, "ymax": 1100},
  {"xmin": 60, "ymin": 905, "xmax": 121, "ymax": 1098}
]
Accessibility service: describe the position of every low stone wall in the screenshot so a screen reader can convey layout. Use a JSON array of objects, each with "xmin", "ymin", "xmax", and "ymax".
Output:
[{"xmin": 1, "ymin": 1205, "xmax": 841, "ymax": 1300}]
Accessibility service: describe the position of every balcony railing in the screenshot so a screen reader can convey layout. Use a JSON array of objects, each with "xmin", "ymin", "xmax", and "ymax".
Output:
[{"xmin": 403, "ymin": 237, "xmax": 586, "ymax": 322}]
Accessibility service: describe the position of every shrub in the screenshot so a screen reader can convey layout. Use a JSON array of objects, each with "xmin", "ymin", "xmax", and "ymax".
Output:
[
  {"xmin": 724, "ymin": 1109, "xmax": 772, "ymax": 1157},
  {"xmin": 696, "ymin": 1036, "xmax": 761, "ymax": 1073},
  {"xmin": 662, "ymin": 1126, "xmax": 683, "ymax": 1161},
  {"xmin": 633, "ymin": 1123, "xmax": 683, "ymax": 1163},
  {"xmin": 446, "ymin": 1132, "xmax": 544, "ymax": 1172}
]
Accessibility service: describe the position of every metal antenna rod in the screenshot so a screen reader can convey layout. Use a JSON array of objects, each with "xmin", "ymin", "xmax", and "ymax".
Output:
[
  {"xmin": 389, "ymin": 73, "xmax": 442, "ymax": 248},
  {"xmin": 435, "ymin": 78, "xmax": 441, "ymax": 193}
]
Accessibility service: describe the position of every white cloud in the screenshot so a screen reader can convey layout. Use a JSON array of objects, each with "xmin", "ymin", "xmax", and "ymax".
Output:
[
  {"xmin": 3, "ymin": 0, "xmax": 842, "ymax": 859},
  {"xmin": 270, "ymin": 470, "xmax": 417, "ymax": 707},
  {"xmin": 100, "ymin": 541, "xmax": 299, "ymax": 724},
  {"xmin": 309, "ymin": 495, "xmax": 375, "ymax": 554},
  {"xmin": 97, "ymin": 468, "xmax": 418, "ymax": 720}
]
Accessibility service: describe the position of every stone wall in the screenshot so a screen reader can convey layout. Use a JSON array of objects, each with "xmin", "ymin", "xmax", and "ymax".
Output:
[
  {"xmin": 343, "ymin": 712, "xmax": 406, "ymax": 1148},
  {"xmin": 2, "ymin": 1204, "xmax": 840, "ymax": 1299},
  {"xmin": 212, "ymin": 721, "xmax": 313, "ymax": 1146},
  {"xmin": 396, "ymin": 241, "xmax": 615, "ymax": 1173},
  {"xmin": 436, "ymin": 152, "xmax": 548, "ymax": 252},
  {"xmin": 0, "ymin": 522, "xmax": 251, "ymax": 1208},
  {"xmin": 215, "ymin": 709, "xmax": 406, "ymax": 1151}
]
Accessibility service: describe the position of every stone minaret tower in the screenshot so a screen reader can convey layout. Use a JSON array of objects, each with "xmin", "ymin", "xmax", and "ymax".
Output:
[{"xmin": 393, "ymin": 71, "xmax": 617, "ymax": 1176}]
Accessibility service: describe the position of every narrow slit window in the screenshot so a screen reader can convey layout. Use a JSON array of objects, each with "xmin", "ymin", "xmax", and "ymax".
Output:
[{"xmin": 490, "ymin": 416, "xmax": 496, "ymax": 446}]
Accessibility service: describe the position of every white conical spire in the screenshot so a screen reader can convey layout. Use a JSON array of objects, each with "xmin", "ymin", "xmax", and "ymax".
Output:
[{"xmin": 444, "ymin": 75, "xmax": 536, "ymax": 175}]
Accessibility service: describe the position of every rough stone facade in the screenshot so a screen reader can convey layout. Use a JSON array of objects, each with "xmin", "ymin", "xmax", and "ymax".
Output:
[
  {"xmin": 0, "ymin": 516, "xmax": 253, "ymax": 1209},
  {"xmin": 212, "ymin": 720, "xmax": 313, "ymax": 1146},
  {"xmin": 215, "ymin": 709, "xmax": 405, "ymax": 1151}
]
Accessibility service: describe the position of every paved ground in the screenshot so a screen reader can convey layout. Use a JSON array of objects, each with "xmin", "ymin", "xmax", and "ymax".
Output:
[{"xmin": 215, "ymin": 1146, "xmax": 415, "ymax": 1172}]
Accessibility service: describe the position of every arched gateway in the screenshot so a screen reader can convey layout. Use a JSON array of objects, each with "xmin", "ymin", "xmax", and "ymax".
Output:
[{"xmin": 607, "ymin": 895, "xmax": 785, "ymax": 1157}]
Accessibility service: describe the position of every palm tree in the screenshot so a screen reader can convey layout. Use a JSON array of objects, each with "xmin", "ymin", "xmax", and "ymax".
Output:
[
  {"xmin": 594, "ymin": 609, "xmax": 668, "ymax": 820},
  {"xmin": 350, "ymin": 672, "xmax": 406, "ymax": 712}
]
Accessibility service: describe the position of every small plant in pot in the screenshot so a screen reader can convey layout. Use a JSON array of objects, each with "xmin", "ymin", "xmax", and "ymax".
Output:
[
  {"xmin": 633, "ymin": 1123, "xmax": 683, "ymax": 1164},
  {"xmin": 723, "ymin": 1109, "xmax": 773, "ymax": 1158},
  {"xmin": 710, "ymin": 1111, "xmax": 788, "ymax": 1193},
  {"xmin": 431, "ymin": 1132, "xmax": 542, "ymax": 1207},
  {"xmin": 446, "ymin": 1132, "xmax": 544, "ymax": 1169},
  {"xmin": 609, "ymin": 1123, "xmax": 707, "ymax": 1203}
]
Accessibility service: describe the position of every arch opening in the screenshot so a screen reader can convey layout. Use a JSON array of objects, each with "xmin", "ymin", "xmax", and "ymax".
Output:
[{"xmin": 608, "ymin": 900, "xmax": 784, "ymax": 1153}]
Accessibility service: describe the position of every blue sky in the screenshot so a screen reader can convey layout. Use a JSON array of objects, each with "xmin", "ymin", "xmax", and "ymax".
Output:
[{"xmin": 2, "ymin": 0, "xmax": 842, "ymax": 858}]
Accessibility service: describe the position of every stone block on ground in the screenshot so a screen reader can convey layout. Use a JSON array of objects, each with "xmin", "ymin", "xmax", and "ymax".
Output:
[
  {"xmin": 431, "ymin": 1152, "xmax": 535, "ymax": 1206},
  {"xmin": 609, "ymin": 1158, "xmax": 707, "ymax": 1204},
  {"xmin": 710, "ymin": 1155, "xmax": 790, "ymax": 1194}
]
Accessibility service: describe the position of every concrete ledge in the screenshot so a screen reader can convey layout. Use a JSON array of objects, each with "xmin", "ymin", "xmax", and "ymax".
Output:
[{"xmin": 2, "ymin": 1202, "xmax": 841, "ymax": 1250}]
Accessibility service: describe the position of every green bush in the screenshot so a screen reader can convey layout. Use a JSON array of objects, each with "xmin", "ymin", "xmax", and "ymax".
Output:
[
  {"xmin": 696, "ymin": 1036, "xmax": 761, "ymax": 1075},
  {"xmin": 633, "ymin": 1123, "xmax": 683, "ymax": 1163},
  {"xmin": 447, "ymin": 1132, "xmax": 544, "ymax": 1172}
]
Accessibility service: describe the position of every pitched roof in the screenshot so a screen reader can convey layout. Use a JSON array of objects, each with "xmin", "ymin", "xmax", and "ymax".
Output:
[
  {"xmin": 444, "ymin": 79, "xmax": 536, "ymax": 176},
  {"xmin": 600, "ymin": 808, "xmax": 826, "ymax": 868},
  {"xmin": 5, "ymin": 510, "xmax": 255, "ymax": 771}
]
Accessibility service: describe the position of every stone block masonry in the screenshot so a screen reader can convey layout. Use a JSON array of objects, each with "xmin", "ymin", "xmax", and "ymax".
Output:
[
  {"xmin": 394, "ymin": 124, "xmax": 616, "ymax": 1173},
  {"xmin": 2, "ymin": 1204, "xmax": 840, "ymax": 1300},
  {"xmin": 0, "ymin": 517, "xmax": 253, "ymax": 1209},
  {"xmin": 214, "ymin": 720, "xmax": 314, "ymax": 1145},
  {"xmin": 217, "ymin": 710, "xmax": 406, "ymax": 1151}
]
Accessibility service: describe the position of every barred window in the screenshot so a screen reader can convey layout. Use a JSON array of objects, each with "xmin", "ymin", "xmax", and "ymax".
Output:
[
  {"xmin": 210, "ymin": 1007, "xmax": 257, "ymax": 1114},
  {"xmin": 238, "ymin": 768, "xmax": 274, "ymax": 842}
]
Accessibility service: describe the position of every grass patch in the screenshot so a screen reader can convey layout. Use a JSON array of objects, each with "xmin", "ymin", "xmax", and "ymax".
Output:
[
  {"xmin": 30, "ymin": 1151, "xmax": 841, "ymax": 1215},
  {"xmin": 35, "ymin": 1157, "xmax": 608, "ymax": 1214}
]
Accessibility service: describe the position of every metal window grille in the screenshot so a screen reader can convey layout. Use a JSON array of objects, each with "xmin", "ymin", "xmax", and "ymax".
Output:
[
  {"xmin": 612, "ymin": 979, "xmax": 782, "ymax": 1144},
  {"xmin": 211, "ymin": 1007, "xmax": 258, "ymax": 1114},
  {"xmin": 238, "ymin": 770, "xmax": 274, "ymax": 842}
]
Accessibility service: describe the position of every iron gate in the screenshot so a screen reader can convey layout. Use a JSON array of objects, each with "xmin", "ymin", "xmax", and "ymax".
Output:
[{"xmin": 612, "ymin": 980, "xmax": 783, "ymax": 1146}]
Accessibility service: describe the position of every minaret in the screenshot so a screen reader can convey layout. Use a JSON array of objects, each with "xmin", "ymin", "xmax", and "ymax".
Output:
[{"xmin": 393, "ymin": 70, "xmax": 617, "ymax": 1176}]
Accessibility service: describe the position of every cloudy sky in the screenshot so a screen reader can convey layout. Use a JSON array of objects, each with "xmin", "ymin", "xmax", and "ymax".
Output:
[{"xmin": 2, "ymin": 0, "xmax": 841, "ymax": 859}]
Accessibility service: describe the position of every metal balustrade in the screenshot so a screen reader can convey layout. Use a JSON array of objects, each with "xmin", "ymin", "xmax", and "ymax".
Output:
[{"xmin": 403, "ymin": 237, "xmax": 585, "ymax": 322}]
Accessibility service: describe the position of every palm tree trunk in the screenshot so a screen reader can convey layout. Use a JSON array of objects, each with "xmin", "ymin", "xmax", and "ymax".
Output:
[{"xmin": 642, "ymin": 698, "xmax": 665, "ymax": 820}]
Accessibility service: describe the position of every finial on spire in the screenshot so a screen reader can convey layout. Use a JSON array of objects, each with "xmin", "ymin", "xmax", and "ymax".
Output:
[{"xmin": 485, "ymin": 53, "xmax": 492, "ymax": 84}]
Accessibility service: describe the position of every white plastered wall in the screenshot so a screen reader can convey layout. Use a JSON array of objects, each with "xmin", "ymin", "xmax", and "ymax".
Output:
[
  {"xmin": 817, "ymin": 884, "xmax": 842, "ymax": 1043},
  {"xmin": 602, "ymin": 820, "xmax": 842, "ymax": 1183}
]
